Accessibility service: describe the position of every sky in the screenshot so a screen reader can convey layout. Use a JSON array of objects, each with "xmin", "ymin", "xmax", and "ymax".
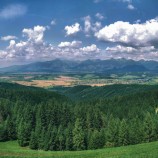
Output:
[{"xmin": 0, "ymin": 0, "xmax": 158, "ymax": 67}]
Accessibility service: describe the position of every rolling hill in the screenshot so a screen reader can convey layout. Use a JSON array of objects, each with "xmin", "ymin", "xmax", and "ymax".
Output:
[{"xmin": 51, "ymin": 84, "xmax": 158, "ymax": 101}]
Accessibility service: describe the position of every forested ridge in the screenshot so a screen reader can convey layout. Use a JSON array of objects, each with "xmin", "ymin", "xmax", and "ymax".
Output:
[{"xmin": 0, "ymin": 82, "xmax": 158, "ymax": 151}]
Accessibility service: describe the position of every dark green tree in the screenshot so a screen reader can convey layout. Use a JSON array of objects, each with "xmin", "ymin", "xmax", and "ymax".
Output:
[
  {"xmin": 118, "ymin": 119, "xmax": 128, "ymax": 146},
  {"xmin": 143, "ymin": 112, "xmax": 156, "ymax": 142},
  {"xmin": 29, "ymin": 131, "xmax": 38, "ymax": 150},
  {"xmin": 73, "ymin": 119, "xmax": 85, "ymax": 150}
]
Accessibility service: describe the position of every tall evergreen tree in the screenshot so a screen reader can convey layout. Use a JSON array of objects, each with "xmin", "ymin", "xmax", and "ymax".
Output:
[
  {"xmin": 143, "ymin": 112, "xmax": 156, "ymax": 142},
  {"xmin": 5, "ymin": 116, "xmax": 16, "ymax": 140},
  {"xmin": 65, "ymin": 124, "xmax": 73, "ymax": 151},
  {"xmin": 73, "ymin": 119, "xmax": 85, "ymax": 150},
  {"xmin": 29, "ymin": 131, "xmax": 38, "ymax": 150},
  {"xmin": 118, "ymin": 119, "xmax": 128, "ymax": 146},
  {"xmin": 106, "ymin": 116, "xmax": 119, "ymax": 147}
]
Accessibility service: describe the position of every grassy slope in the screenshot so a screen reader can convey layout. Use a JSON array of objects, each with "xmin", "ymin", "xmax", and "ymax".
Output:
[{"xmin": 0, "ymin": 141, "xmax": 158, "ymax": 158}]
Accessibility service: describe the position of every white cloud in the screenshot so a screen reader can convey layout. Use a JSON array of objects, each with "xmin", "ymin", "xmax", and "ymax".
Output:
[
  {"xmin": 106, "ymin": 45, "xmax": 137, "ymax": 53},
  {"xmin": 51, "ymin": 20, "xmax": 56, "ymax": 25},
  {"xmin": 95, "ymin": 19, "xmax": 158, "ymax": 48},
  {"xmin": 1, "ymin": 35, "xmax": 17, "ymax": 41},
  {"xmin": 8, "ymin": 40, "xmax": 16, "ymax": 48},
  {"xmin": 23, "ymin": 25, "xmax": 46, "ymax": 43},
  {"xmin": 93, "ymin": 22, "xmax": 102, "ymax": 32},
  {"xmin": 0, "ymin": 25, "xmax": 52, "ymax": 63},
  {"xmin": 95, "ymin": 13, "xmax": 104, "ymax": 20},
  {"xmin": 117, "ymin": 0, "xmax": 135, "ymax": 10},
  {"xmin": 0, "ymin": 24, "xmax": 101, "ymax": 65},
  {"xmin": 105, "ymin": 45, "xmax": 158, "ymax": 61},
  {"xmin": 58, "ymin": 41, "xmax": 82, "ymax": 48},
  {"xmin": 83, "ymin": 16, "xmax": 91, "ymax": 34},
  {"xmin": 80, "ymin": 44, "xmax": 100, "ymax": 53},
  {"xmin": 127, "ymin": 4, "xmax": 135, "ymax": 10},
  {"xmin": 0, "ymin": 4, "xmax": 27, "ymax": 19},
  {"xmin": 64, "ymin": 23, "xmax": 81, "ymax": 36},
  {"xmin": 83, "ymin": 16, "xmax": 101, "ymax": 36}
]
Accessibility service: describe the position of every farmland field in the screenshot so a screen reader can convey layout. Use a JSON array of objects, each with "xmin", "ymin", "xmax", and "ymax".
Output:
[
  {"xmin": 0, "ymin": 72, "xmax": 158, "ymax": 88},
  {"xmin": 0, "ymin": 141, "xmax": 158, "ymax": 158}
]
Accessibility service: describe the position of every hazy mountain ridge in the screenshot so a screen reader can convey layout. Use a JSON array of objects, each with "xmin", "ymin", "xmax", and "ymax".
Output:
[{"xmin": 1, "ymin": 58, "xmax": 158, "ymax": 73}]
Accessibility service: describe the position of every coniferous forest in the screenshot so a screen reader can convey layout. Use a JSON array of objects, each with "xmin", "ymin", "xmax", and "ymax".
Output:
[{"xmin": 0, "ymin": 82, "xmax": 158, "ymax": 151}]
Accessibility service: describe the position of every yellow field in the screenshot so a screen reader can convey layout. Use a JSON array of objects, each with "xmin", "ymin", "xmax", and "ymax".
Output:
[{"xmin": 13, "ymin": 76, "xmax": 78, "ymax": 87}]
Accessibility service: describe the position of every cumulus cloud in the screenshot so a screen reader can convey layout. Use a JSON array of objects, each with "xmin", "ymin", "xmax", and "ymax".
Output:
[
  {"xmin": 1, "ymin": 35, "xmax": 17, "ymax": 41},
  {"xmin": 95, "ymin": 19, "xmax": 158, "ymax": 48},
  {"xmin": 105, "ymin": 45, "xmax": 158, "ymax": 61},
  {"xmin": 106, "ymin": 45, "xmax": 137, "ymax": 53},
  {"xmin": 58, "ymin": 41, "xmax": 82, "ymax": 48},
  {"xmin": 80, "ymin": 44, "xmax": 100, "ymax": 53},
  {"xmin": 23, "ymin": 25, "xmax": 46, "ymax": 43},
  {"xmin": 95, "ymin": 13, "xmax": 104, "ymax": 20},
  {"xmin": 0, "ymin": 24, "xmax": 101, "ymax": 65},
  {"xmin": 83, "ymin": 16, "xmax": 102, "ymax": 36},
  {"xmin": 0, "ymin": 25, "xmax": 52, "ymax": 63},
  {"xmin": 64, "ymin": 23, "xmax": 81, "ymax": 36},
  {"xmin": 0, "ymin": 4, "xmax": 27, "ymax": 19}
]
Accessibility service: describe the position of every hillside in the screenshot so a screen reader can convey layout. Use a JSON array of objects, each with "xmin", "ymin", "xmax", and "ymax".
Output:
[
  {"xmin": 1, "ymin": 82, "xmax": 158, "ymax": 152},
  {"xmin": 51, "ymin": 84, "xmax": 158, "ymax": 101},
  {"xmin": 0, "ymin": 141, "xmax": 158, "ymax": 158}
]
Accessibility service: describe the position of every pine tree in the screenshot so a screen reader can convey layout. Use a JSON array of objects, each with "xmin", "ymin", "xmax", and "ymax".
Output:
[
  {"xmin": 29, "ymin": 131, "xmax": 38, "ymax": 150},
  {"xmin": 65, "ymin": 124, "xmax": 73, "ymax": 151},
  {"xmin": 49, "ymin": 126, "xmax": 57, "ymax": 151},
  {"xmin": 5, "ymin": 116, "xmax": 16, "ymax": 140},
  {"xmin": 106, "ymin": 116, "xmax": 119, "ymax": 147},
  {"xmin": 17, "ymin": 119, "xmax": 29, "ymax": 147},
  {"xmin": 73, "ymin": 118, "xmax": 85, "ymax": 150},
  {"xmin": 89, "ymin": 130, "xmax": 105, "ymax": 149},
  {"xmin": 38, "ymin": 128, "xmax": 45, "ymax": 149},
  {"xmin": 0, "ymin": 123, "xmax": 7, "ymax": 141},
  {"xmin": 118, "ymin": 119, "xmax": 128, "ymax": 146},
  {"xmin": 143, "ymin": 112, "xmax": 156, "ymax": 142}
]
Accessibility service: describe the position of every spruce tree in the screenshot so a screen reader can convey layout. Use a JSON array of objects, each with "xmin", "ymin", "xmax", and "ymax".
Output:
[
  {"xmin": 118, "ymin": 119, "xmax": 128, "ymax": 146},
  {"xmin": 89, "ymin": 130, "xmax": 105, "ymax": 149},
  {"xmin": 143, "ymin": 112, "xmax": 156, "ymax": 142},
  {"xmin": 65, "ymin": 124, "xmax": 73, "ymax": 151},
  {"xmin": 29, "ymin": 131, "xmax": 38, "ymax": 150},
  {"xmin": 5, "ymin": 116, "xmax": 16, "ymax": 140},
  {"xmin": 73, "ymin": 118, "xmax": 85, "ymax": 150},
  {"xmin": 106, "ymin": 116, "xmax": 119, "ymax": 147}
]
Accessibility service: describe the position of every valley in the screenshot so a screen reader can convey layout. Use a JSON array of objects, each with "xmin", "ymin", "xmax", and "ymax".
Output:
[
  {"xmin": 0, "ymin": 72, "xmax": 157, "ymax": 88},
  {"xmin": 1, "ymin": 0, "xmax": 158, "ymax": 157}
]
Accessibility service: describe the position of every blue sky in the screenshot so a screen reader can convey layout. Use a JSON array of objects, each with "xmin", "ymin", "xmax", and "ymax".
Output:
[{"xmin": 0, "ymin": 0, "xmax": 158, "ymax": 66}]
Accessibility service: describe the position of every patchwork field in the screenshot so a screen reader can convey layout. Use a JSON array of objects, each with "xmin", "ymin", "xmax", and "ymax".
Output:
[
  {"xmin": 0, "ymin": 141, "xmax": 158, "ymax": 158},
  {"xmin": 0, "ymin": 73, "xmax": 157, "ymax": 88},
  {"xmin": 14, "ymin": 76, "xmax": 78, "ymax": 87}
]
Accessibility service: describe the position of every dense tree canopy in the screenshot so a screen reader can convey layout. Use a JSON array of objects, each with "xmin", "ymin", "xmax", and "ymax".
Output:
[{"xmin": 0, "ymin": 82, "xmax": 158, "ymax": 151}]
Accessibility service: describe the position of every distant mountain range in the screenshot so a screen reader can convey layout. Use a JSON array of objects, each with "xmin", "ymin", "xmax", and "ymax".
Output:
[{"xmin": 1, "ymin": 59, "xmax": 158, "ymax": 73}]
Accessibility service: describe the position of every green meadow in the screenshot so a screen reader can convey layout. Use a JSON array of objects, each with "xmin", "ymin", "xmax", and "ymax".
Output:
[{"xmin": 0, "ymin": 141, "xmax": 158, "ymax": 158}]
